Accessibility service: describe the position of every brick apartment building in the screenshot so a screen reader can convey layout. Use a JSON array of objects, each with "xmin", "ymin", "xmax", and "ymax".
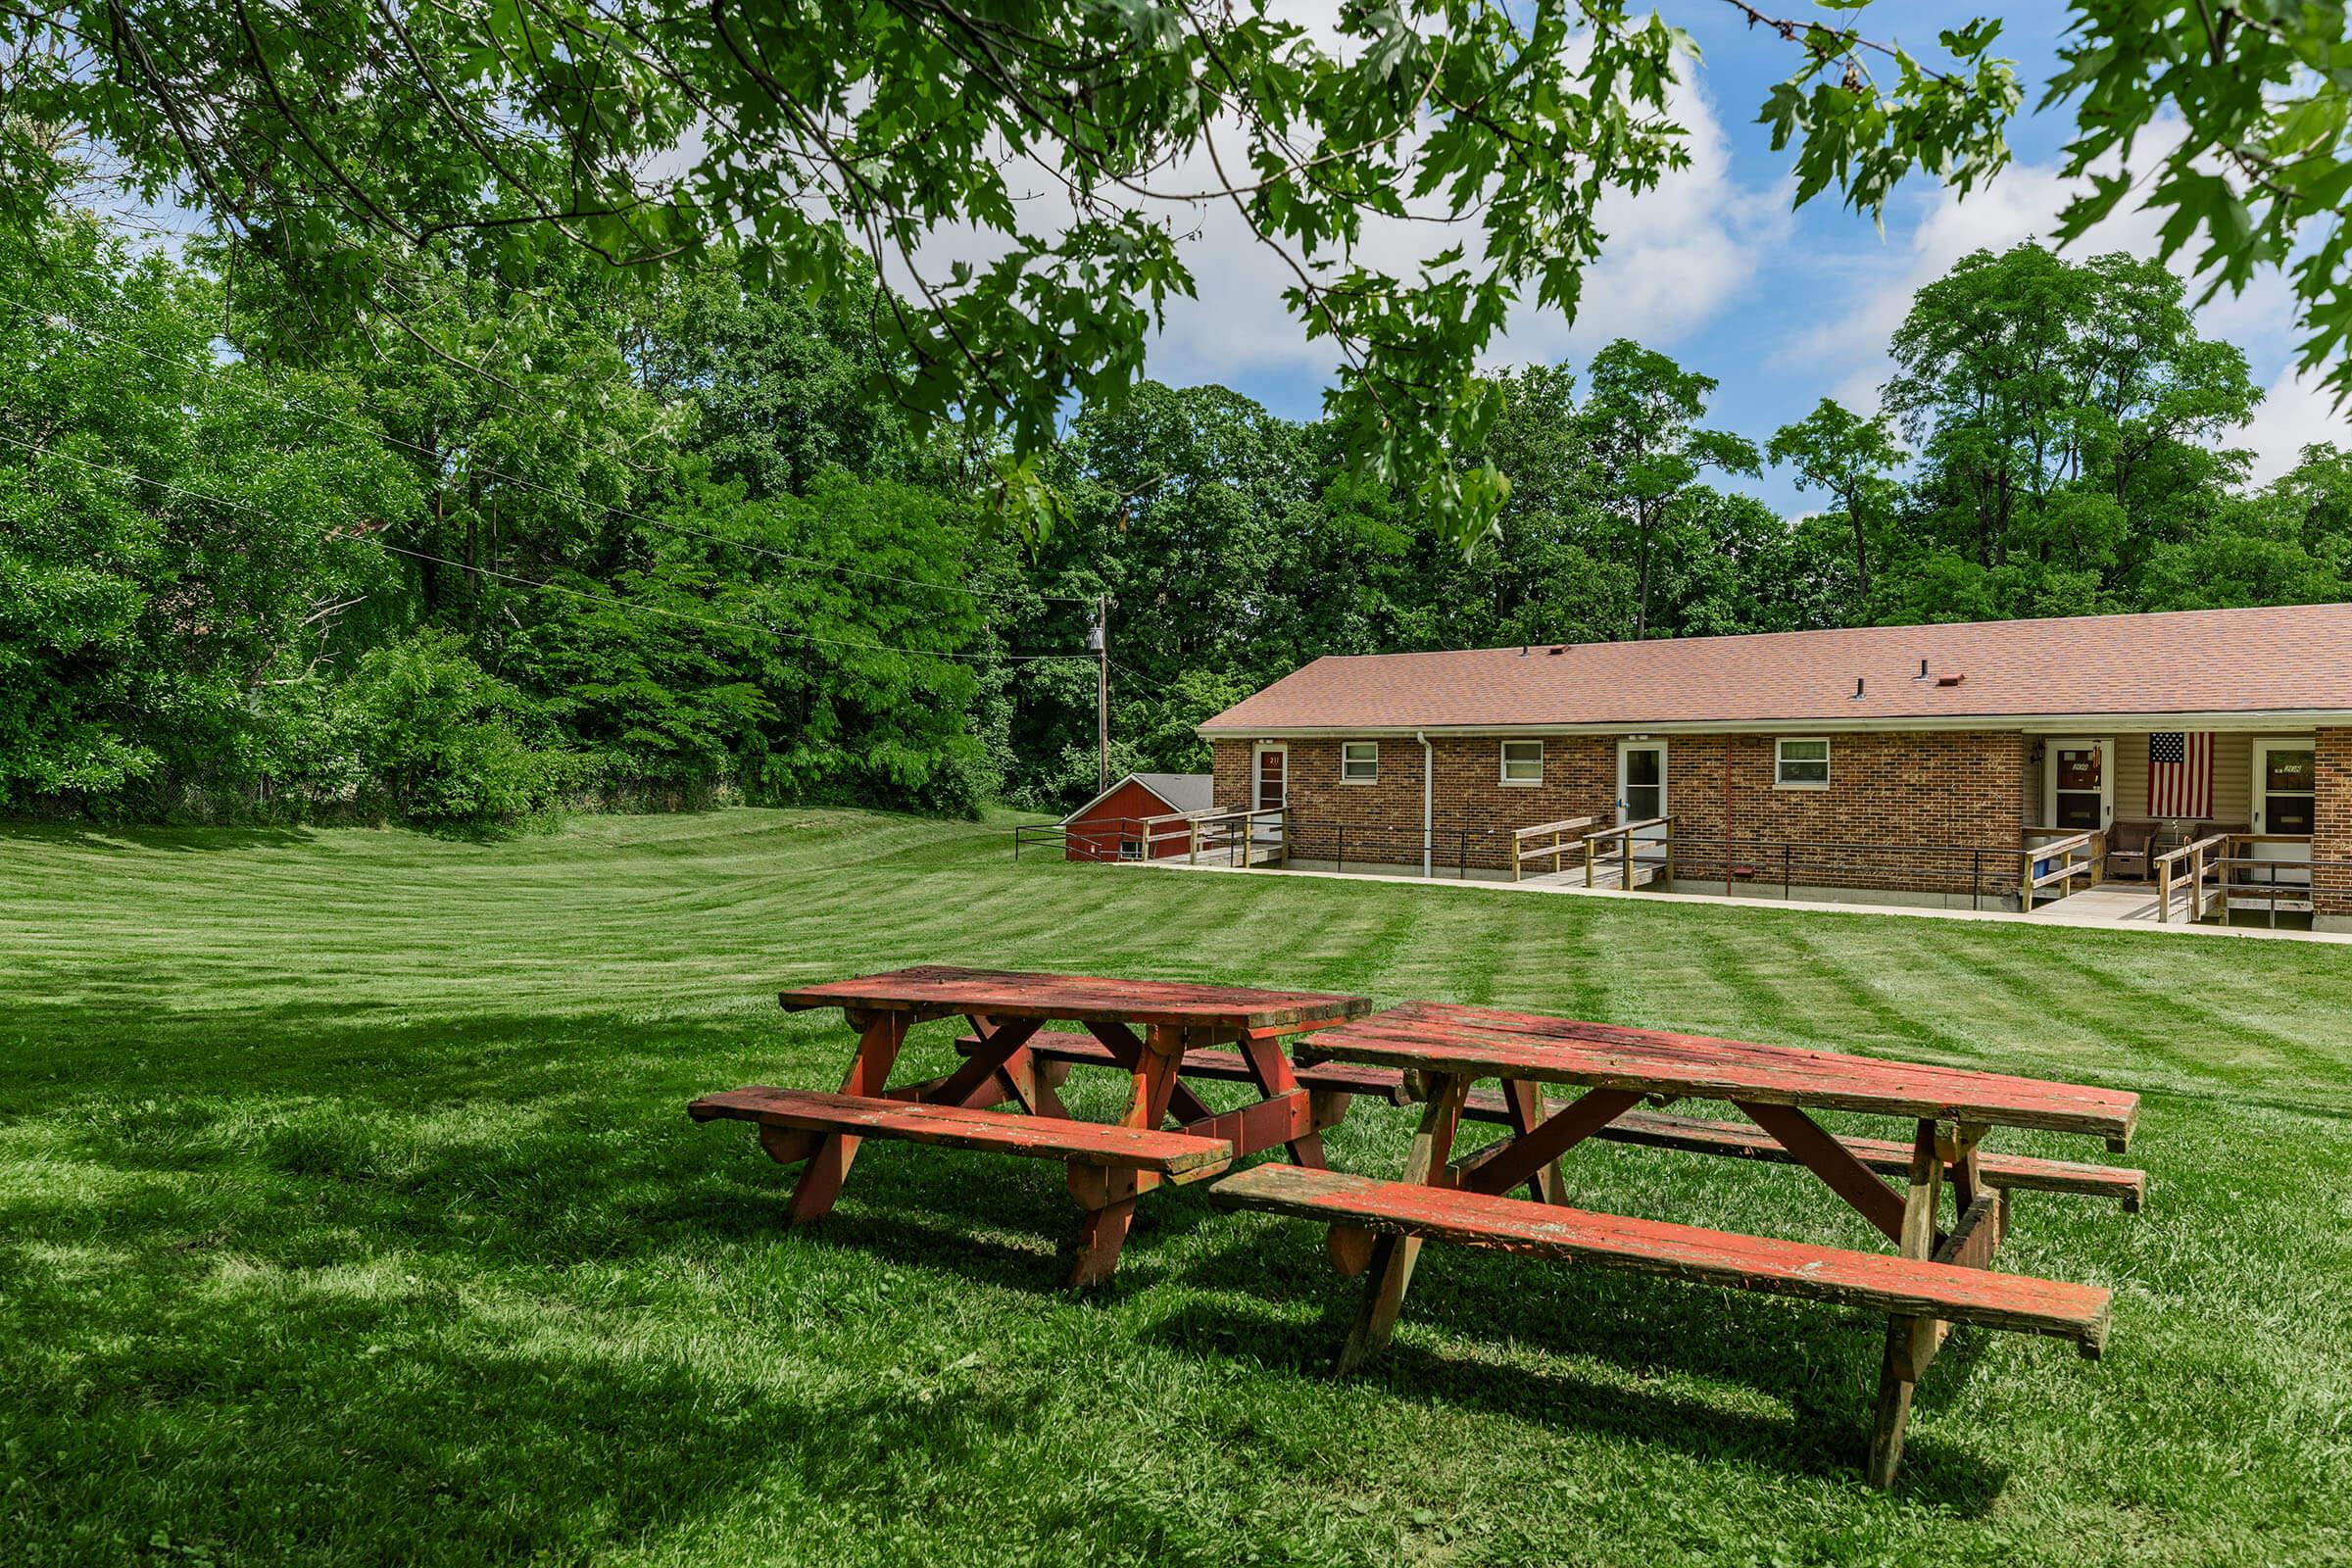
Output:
[{"xmin": 1197, "ymin": 606, "xmax": 2352, "ymax": 927}]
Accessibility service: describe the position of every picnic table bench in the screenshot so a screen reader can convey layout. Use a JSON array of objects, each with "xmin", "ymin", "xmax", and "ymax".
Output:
[
  {"xmin": 690, "ymin": 965, "xmax": 1369, "ymax": 1287},
  {"xmin": 1212, "ymin": 1000, "xmax": 2143, "ymax": 1487}
]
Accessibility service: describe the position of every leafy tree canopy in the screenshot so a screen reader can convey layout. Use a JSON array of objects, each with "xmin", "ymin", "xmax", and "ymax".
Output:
[{"xmin": 1, "ymin": 0, "xmax": 2022, "ymax": 545}]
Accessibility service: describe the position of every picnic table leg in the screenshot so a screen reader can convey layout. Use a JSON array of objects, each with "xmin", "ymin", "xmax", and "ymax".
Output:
[
  {"xmin": 784, "ymin": 1010, "xmax": 910, "ymax": 1226},
  {"xmin": 1337, "ymin": 1072, "xmax": 1469, "ymax": 1375},
  {"xmin": 1500, "ymin": 1078, "xmax": 1566, "ymax": 1203},
  {"xmin": 1066, "ymin": 1022, "xmax": 1187, "ymax": 1290},
  {"xmin": 1867, "ymin": 1117, "xmax": 1946, "ymax": 1489},
  {"xmin": 1234, "ymin": 1035, "xmax": 1331, "ymax": 1168}
]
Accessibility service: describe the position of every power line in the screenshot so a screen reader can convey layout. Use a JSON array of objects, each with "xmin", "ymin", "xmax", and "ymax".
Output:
[
  {"xmin": 0, "ymin": 430, "xmax": 1094, "ymax": 667},
  {"xmin": 8, "ymin": 301, "xmax": 1097, "ymax": 608}
]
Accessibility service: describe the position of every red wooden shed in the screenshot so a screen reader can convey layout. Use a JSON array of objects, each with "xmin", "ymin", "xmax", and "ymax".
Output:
[{"xmin": 1059, "ymin": 772, "xmax": 1215, "ymax": 860}]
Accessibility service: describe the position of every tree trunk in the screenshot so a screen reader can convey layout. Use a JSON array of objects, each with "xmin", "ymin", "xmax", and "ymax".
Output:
[
  {"xmin": 1849, "ymin": 504, "xmax": 1870, "ymax": 603},
  {"xmin": 1633, "ymin": 507, "xmax": 1654, "ymax": 640}
]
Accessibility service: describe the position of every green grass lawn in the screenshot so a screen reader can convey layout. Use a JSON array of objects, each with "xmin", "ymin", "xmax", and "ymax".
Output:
[{"xmin": 3, "ymin": 809, "xmax": 2348, "ymax": 1567}]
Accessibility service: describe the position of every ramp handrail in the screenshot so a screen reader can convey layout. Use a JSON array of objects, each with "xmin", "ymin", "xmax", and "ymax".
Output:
[
  {"xmin": 2021, "ymin": 829, "xmax": 2102, "ymax": 906},
  {"xmin": 1512, "ymin": 815, "xmax": 1599, "ymax": 881},
  {"xmin": 1183, "ymin": 807, "xmax": 1288, "ymax": 868},
  {"xmin": 2152, "ymin": 832, "xmax": 2230, "ymax": 923},
  {"xmin": 1572, "ymin": 816, "xmax": 1675, "ymax": 891}
]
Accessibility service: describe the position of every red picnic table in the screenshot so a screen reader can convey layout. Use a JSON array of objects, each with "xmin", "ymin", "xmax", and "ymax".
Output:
[
  {"xmin": 690, "ymin": 965, "xmax": 1371, "ymax": 1286},
  {"xmin": 1212, "ymin": 1000, "xmax": 2144, "ymax": 1488}
]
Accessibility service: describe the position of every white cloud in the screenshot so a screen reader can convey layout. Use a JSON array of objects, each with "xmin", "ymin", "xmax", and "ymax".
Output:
[
  {"xmin": 1489, "ymin": 69, "xmax": 1792, "ymax": 365},
  {"xmin": 2242, "ymin": 364, "xmax": 2352, "ymax": 483},
  {"xmin": 887, "ymin": 32, "xmax": 1788, "ymax": 396},
  {"xmin": 1776, "ymin": 120, "xmax": 2352, "ymax": 481}
]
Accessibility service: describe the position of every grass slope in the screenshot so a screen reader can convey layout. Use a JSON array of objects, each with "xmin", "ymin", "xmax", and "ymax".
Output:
[{"xmin": 2, "ymin": 809, "xmax": 2347, "ymax": 1567}]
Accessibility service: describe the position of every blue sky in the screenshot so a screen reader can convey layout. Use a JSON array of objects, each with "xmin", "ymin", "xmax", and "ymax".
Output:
[{"xmin": 1125, "ymin": 4, "xmax": 2351, "ymax": 514}]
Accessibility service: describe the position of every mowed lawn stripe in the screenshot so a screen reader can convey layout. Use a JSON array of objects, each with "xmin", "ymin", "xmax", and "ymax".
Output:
[{"xmin": 2, "ymin": 808, "xmax": 2349, "ymax": 1567}]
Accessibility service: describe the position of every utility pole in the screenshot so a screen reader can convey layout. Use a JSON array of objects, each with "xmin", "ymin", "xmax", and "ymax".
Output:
[{"xmin": 1088, "ymin": 595, "xmax": 1110, "ymax": 795}]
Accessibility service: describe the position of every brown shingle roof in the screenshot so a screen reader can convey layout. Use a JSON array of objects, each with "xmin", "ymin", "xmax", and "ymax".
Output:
[{"xmin": 1200, "ymin": 604, "xmax": 2352, "ymax": 733}]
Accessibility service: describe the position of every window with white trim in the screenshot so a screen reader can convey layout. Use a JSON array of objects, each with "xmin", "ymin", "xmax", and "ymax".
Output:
[
  {"xmin": 1776, "ymin": 737, "xmax": 1831, "ymax": 789},
  {"xmin": 1341, "ymin": 741, "xmax": 1379, "ymax": 783},
  {"xmin": 1499, "ymin": 739, "xmax": 1544, "ymax": 785}
]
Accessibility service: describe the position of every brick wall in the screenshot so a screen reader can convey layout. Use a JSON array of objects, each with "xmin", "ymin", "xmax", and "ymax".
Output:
[
  {"xmin": 1211, "ymin": 730, "xmax": 2030, "ymax": 893},
  {"xmin": 1671, "ymin": 731, "xmax": 2030, "ymax": 896},
  {"xmin": 2314, "ymin": 728, "xmax": 2352, "ymax": 918}
]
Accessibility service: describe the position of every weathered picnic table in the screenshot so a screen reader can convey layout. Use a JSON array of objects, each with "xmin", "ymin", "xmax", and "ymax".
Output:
[
  {"xmin": 690, "ymin": 965, "xmax": 1371, "ymax": 1286},
  {"xmin": 1212, "ymin": 1000, "xmax": 2144, "ymax": 1487}
]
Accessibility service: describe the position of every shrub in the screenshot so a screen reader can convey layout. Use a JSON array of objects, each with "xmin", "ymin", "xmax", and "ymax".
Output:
[{"xmin": 340, "ymin": 630, "xmax": 583, "ymax": 830}]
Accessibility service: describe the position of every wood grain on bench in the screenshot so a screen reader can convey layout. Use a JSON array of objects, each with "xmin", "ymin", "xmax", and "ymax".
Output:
[{"xmin": 690, "ymin": 1087, "xmax": 1235, "ymax": 1177}]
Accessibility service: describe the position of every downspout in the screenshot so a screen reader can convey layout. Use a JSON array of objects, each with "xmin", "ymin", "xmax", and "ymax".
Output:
[{"xmin": 1418, "ymin": 730, "xmax": 1434, "ymax": 878}]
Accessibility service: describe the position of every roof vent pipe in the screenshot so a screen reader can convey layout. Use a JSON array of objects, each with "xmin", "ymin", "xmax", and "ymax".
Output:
[
  {"xmin": 1519, "ymin": 645, "xmax": 1529, "ymax": 657},
  {"xmin": 1851, "ymin": 676, "xmax": 1867, "ymax": 701},
  {"xmin": 1916, "ymin": 658, "xmax": 1931, "ymax": 680}
]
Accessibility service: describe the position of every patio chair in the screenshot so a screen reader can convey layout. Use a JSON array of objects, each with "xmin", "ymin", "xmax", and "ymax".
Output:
[{"xmin": 2103, "ymin": 819, "xmax": 2155, "ymax": 882}]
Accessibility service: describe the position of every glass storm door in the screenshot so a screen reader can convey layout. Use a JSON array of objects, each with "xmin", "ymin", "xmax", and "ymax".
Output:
[
  {"xmin": 2045, "ymin": 738, "xmax": 2112, "ymax": 832},
  {"xmin": 1617, "ymin": 742, "xmax": 1667, "ymax": 845},
  {"xmin": 2250, "ymin": 741, "xmax": 2315, "ymax": 888},
  {"xmin": 1253, "ymin": 746, "xmax": 1287, "ymax": 812}
]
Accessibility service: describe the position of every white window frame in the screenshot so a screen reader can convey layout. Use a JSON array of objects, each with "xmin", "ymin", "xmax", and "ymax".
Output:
[
  {"xmin": 1775, "ymin": 736, "xmax": 1832, "ymax": 791},
  {"xmin": 1340, "ymin": 740, "xmax": 1380, "ymax": 784},
  {"xmin": 1498, "ymin": 739, "xmax": 1544, "ymax": 786}
]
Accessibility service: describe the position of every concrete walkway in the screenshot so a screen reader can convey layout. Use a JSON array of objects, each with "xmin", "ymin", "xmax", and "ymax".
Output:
[{"xmin": 1131, "ymin": 858, "xmax": 2352, "ymax": 947}]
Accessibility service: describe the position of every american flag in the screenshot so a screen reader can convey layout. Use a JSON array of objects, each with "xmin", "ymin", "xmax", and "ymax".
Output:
[{"xmin": 2147, "ymin": 732, "xmax": 2213, "ymax": 818}]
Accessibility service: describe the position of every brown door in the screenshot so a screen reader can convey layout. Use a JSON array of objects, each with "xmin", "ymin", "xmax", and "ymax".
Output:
[{"xmin": 2046, "ymin": 739, "xmax": 2110, "ymax": 831}]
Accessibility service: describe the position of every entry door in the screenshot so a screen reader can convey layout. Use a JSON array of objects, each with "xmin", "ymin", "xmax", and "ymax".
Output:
[
  {"xmin": 1252, "ymin": 745, "xmax": 1287, "ymax": 813},
  {"xmin": 2250, "ymin": 740, "xmax": 2315, "ymax": 888},
  {"xmin": 2043, "ymin": 737, "xmax": 2113, "ymax": 832},
  {"xmin": 1617, "ymin": 741, "xmax": 1668, "ymax": 846}
]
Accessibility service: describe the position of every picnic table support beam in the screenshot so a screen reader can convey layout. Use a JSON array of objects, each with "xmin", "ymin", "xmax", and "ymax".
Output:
[
  {"xmin": 1867, "ymin": 1118, "xmax": 1947, "ymax": 1490},
  {"xmin": 1452, "ymin": 1086, "xmax": 1643, "ymax": 1198},
  {"xmin": 1336, "ymin": 1072, "xmax": 1469, "ymax": 1374},
  {"xmin": 1734, "ymin": 1100, "xmax": 1907, "ymax": 1244}
]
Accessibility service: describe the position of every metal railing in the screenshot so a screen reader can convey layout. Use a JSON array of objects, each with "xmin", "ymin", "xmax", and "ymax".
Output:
[
  {"xmin": 1037, "ymin": 810, "xmax": 2346, "ymax": 926},
  {"xmin": 1663, "ymin": 834, "xmax": 2104, "ymax": 911},
  {"xmin": 1280, "ymin": 821, "xmax": 1512, "ymax": 879}
]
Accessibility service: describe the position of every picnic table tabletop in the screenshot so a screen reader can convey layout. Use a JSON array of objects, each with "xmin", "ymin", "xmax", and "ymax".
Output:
[
  {"xmin": 1244, "ymin": 996, "xmax": 2145, "ymax": 1488},
  {"xmin": 710, "ymin": 965, "xmax": 1377, "ymax": 1288},
  {"xmin": 1299, "ymin": 1000, "xmax": 2138, "ymax": 1147},
  {"xmin": 780, "ymin": 963, "xmax": 1373, "ymax": 1038}
]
